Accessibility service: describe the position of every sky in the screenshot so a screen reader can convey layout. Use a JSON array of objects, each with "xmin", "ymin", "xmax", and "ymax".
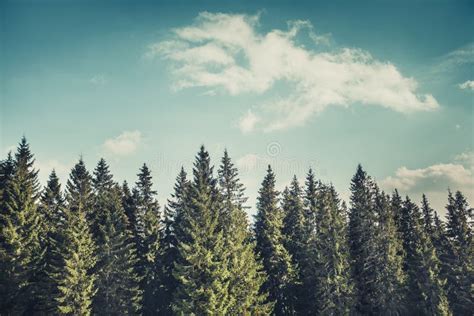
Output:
[{"xmin": 1, "ymin": 0, "xmax": 473, "ymax": 216}]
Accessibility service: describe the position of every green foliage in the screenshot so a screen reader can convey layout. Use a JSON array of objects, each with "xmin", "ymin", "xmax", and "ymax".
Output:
[
  {"xmin": 255, "ymin": 165, "xmax": 296, "ymax": 315},
  {"xmin": 0, "ymin": 137, "xmax": 43, "ymax": 314},
  {"xmin": 444, "ymin": 190, "xmax": 473, "ymax": 314},
  {"xmin": 93, "ymin": 184, "xmax": 142, "ymax": 315},
  {"xmin": 1, "ymin": 137, "xmax": 473, "ymax": 316},
  {"xmin": 36, "ymin": 170, "xmax": 67, "ymax": 313},
  {"xmin": 156, "ymin": 167, "xmax": 189, "ymax": 314},
  {"xmin": 402, "ymin": 197, "xmax": 452, "ymax": 315},
  {"xmin": 172, "ymin": 147, "xmax": 232, "ymax": 315},
  {"xmin": 218, "ymin": 150, "xmax": 270, "ymax": 314},
  {"xmin": 56, "ymin": 208, "xmax": 97, "ymax": 315},
  {"xmin": 311, "ymin": 184, "xmax": 353, "ymax": 315},
  {"xmin": 134, "ymin": 163, "xmax": 161, "ymax": 315}
]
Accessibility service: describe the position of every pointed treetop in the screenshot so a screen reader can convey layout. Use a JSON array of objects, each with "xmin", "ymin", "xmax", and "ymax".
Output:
[{"xmin": 93, "ymin": 158, "xmax": 114, "ymax": 192}]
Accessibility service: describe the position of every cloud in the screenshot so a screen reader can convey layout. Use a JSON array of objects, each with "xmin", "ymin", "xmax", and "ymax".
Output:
[
  {"xmin": 459, "ymin": 80, "xmax": 474, "ymax": 90},
  {"xmin": 238, "ymin": 110, "xmax": 260, "ymax": 133},
  {"xmin": 433, "ymin": 43, "xmax": 474, "ymax": 74},
  {"xmin": 149, "ymin": 12, "xmax": 439, "ymax": 132},
  {"xmin": 90, "ymin": 74, "xmax": 107, "ymax": 85},
  {"xmin": 103, "ymin": 130, "xmax": 142, "ymax": 156},
  {"xmin": 381, "ymin": 151, "xmax": 474, "ymax": 194}
]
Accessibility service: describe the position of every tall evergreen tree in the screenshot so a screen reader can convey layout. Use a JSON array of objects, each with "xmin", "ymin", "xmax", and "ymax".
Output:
[
  {"xmin": 348, "ymin": 165, "xmax": 380, "ymax": 314},
  {"xmin": 66, "ymin": 157, "xmax": 93, "ymax": 213},
  {"xmin": 135, "ymin": 163, "xmax": 161, "ymax": 315},
  {"xmin": 92, "ymin": 184, "xmax": 142, "ymax": 315},
  {"xmin": 254, "ymin": 165, "xmax": 296, "ymax": 315},
  {"xmin": 218, "ymin": 150, "xmax": 270, "ymax": 314},
  {"xmin": 421, "ymin": 194, "xmax": 436, "ymax": 238},
  {"xmin": 0, "ymin": 137, "xmax": 43, "ymax": 313},
  {"xmin": 157, "ymin": 167, "xmax": 189, "ymax": 314},
  {"xmin": 36, "ymin": 170, "xmax": 67, "ymax": 313},
  {"xmin": 56, "ymin": 207, "xmax": 97, "ymax": 315},
  {"xmin": 172, "ymin": 146, "xmax": 232, "ymax": 314},
  {"xmin": 55, "ymin": 158, "xmax": 97, "ymax": 315},
  {"xmin": 281, "ymin": 176, "xmax": 306, "ymax": 313},
  {"xmin": 299, "ymin": 168, "xmax": 320, "ymax": 311},
  {"xmin": 402, "ymin": 197, "xmax": 452, "ymax": 315},
  {"xmin": 444, "ymin": 190, "xmax": 473, "ymax": 314},
  {"xmin": 372, "ymin": 188, "xmax": 406, "ymax": 315},
  {"xmin": 311, "ymin": 184, "xmax": 353, "ymax": 315}
]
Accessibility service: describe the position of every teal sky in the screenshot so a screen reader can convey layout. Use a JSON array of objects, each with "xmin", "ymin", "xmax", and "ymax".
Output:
[{"xmin": 1, "ymin": 0, "xmax": 473, "ymax": 215}]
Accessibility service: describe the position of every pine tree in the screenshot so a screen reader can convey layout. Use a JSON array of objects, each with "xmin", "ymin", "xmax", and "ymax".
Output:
[
  {"xmin": 372, "ymin": 188, "xmax": 406, "ymax": 315},
  {"xmin": 156, "ymin": 167, "xmax": 189, "ymax": 314},
  {"xmin": 299, "ymin": 168, "xmax": 320, "ymax": 312},
  {"xmin": 402, "ymin": 197, "xmax": 452, "ymax": 315},
  {"xmin": 56, "ymin": 157, "xmax": 97, "ymax": 315},
  {"xmin": 421, "ymin": 194, "xmax": 436, "ymax": 238},
  {"xmin": 348, "ymin": 165, "xmax": 380, "ymax": 314},
  {"xmin": 36, "ymin": 170, "xmax": 67, "ymax": 313},
  {"xmin": 218, "ymin": 150, "xmax": 270, "ymax": 314},
  {"xmin": 172, "ymin": 146, "xmax": 232, "ymax": 314},
  {"xmin": 0, "ymin": 137, "xmax": 43, "ymax": 313},
  {"xmin": 92, "ymin": 184, "xmax": 143, "ymax": 315},
  {"xmin": 56, "ymin": 207, "xmax": 97, "ymax": 315},
  {"xmin": 66, "ymin": 157, "xmax": 93, "ymax": 214},
  {"xmin": 444, "ymin": 190, "xmax": 473, "ymax": 314},
  {"xmin": 311, "ymin": 184, "xmax": 353, "ymax": 315},
  {"xmin": 0, "ymin": 152, "xmax": 15, "ymax": 211},
  {"xmin": 254, "ymin": 165, "xmax": 296, "ymax": 315},
  {"xmin": 135, "ymin": 163, "xmax": 161, "ymax": 315},
  {"xmin": 281, "ymin": 176, "xmax": 306, "ymax": 313}
]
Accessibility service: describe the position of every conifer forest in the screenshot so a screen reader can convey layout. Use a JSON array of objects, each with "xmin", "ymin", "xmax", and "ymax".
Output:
[{"xmin": 0, "ymin": 137, "xmax": 472, "ymax": 315}]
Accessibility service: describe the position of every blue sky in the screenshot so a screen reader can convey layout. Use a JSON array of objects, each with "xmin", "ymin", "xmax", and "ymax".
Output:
[{"xmin": 1, "ymin": 0, "xmax": 473, "ymax": 215}]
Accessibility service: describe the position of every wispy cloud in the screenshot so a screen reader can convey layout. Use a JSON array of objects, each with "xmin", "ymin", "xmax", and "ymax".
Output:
[
  {"xmin": 36, "ymin": 159, "xmax": 70, "ymax": 186},
  {"xmin": 432, "ymin": 43, "xmax": 474, "ymax": 74},
  {"xmin": 238, "ymin": 110, "xmax": 260, "ymax": 133},
  {"xmin": 148, "ymin": 12, "xmax": 439, "ymax": 132},
  {"xmin": 459, "ymin": 80, "xmax": 474, "ymax": 90},
  {"xmin": 89, "ymin": 74, "xmax": 108, "ymax": 85},
  {"xmin": 103, "ymin": 130, "xmax": 142, "ymax": 156}
]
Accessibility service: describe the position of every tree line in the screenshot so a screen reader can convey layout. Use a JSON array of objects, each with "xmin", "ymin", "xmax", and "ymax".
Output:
[{"xmin": 0, "ymin": 137, "xmax": 472, "ymax": 315}]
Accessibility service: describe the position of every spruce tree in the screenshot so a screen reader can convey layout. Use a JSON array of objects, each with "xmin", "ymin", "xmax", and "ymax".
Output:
[
  {"xmin": 311, "ymin": 184, "xmax": 353, "ymax": 315},
  {"xmin": 156, "ymin": 167, "xmax": 189, "ymax": 314},
  {"xmin": 299, "ymin": 168, "xmax": 320, "ymax": 312},
  {"xmin": 56, "ymin": 157, "xmax": 97, "ymax": 315},
  {"xmin": 172, "ymin": 146, "xmax": 232, "ymax": 314},
  {"xmin": 135, "ymin": 163, "xmax": 161, "ymax": 315},
  {"xmin": 348, "ymin": 165, "xmax": 379, "ymax": 314},
  {"xmin": 36, "ymin": 170, "xmax": 67, "ymax": 313},
  {"xmin": 254, "ymin": 165, "xmax": 296, "ymax": 315},
  {"xmin": 372, "ymin": 188, "xmax": 406, "ymax": 315},
  {"xmin": 0, "ymin": 137, "xmax": 43, "ymax": 314},
  {"xmin": 281, "ymin": 176, "xmax": 306, "ymax": 313},
  {"xmin": 444, "ymin": 190, "xmax": 473, "ymax": 314},
  {"xmin": 66, "ymin": 157, "xmax": 93, "ymax": 213},
  {"xmin": 92, "ymin": 184, "xmax": 142, "ymax": 315},
  {"xmin": 402, "ymin": 197, "xmax": 452, "ymax": 315},
  {"xmin": 218, "ymin": 150, "xmax": 270, "ymax": 314},
  {"xmin": 56, "ymin": 207, "xmax": 97, "ymax": 315}
]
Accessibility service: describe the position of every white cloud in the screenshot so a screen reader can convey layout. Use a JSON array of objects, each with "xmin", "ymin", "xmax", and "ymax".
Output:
[
  {"xmin": 381, "ymin": 151, "xmax": 474, "ymax": 194},
  {"xmin": 149, "ymin": 12, "xmax": 439, "ymax": 132},
  {"xmin": 90, "ymin": 74, "xmax": 107, "ymax": 85},
  {"xmin": 459, "ymin": 80, "xmax": 474, "ymax": 90},
  {"xmin": 238, "ymin": 110, "xmax": 260, "ymax": 133},
  {"xmin": 103, "ymin": 130, "xmax": 142, "ymax": 156}
]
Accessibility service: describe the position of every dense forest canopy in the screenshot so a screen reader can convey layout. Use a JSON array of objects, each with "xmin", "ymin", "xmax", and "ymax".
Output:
[{"xmin": 0, "ymin": 137, "xmax": 472, "ymax": 315}]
